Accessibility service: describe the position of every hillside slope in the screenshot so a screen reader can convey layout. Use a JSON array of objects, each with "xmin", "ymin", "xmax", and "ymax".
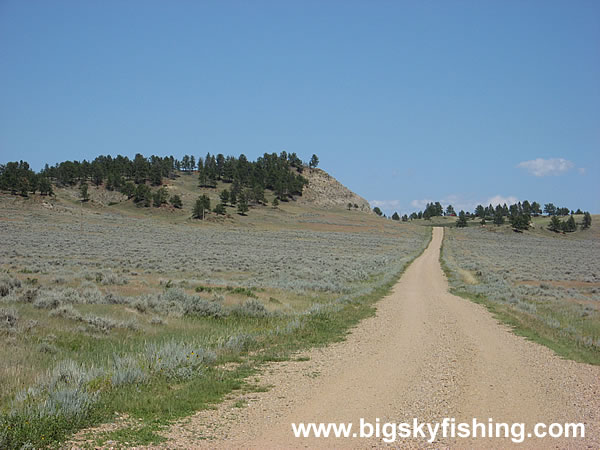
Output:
[{"xmin": 297, "ymin": 168, "xmax": 371, "ymax": 212}]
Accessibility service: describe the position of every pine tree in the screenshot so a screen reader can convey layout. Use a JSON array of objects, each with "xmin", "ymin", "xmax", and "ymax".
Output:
[
  {"xmin": 510, "ymin": 213, "xmax": 529, "ymax": 230},
  {"xmin": 169, "ymin": 194, "xmax": 182, "ymax": 209},
  {"xmin": 309, "ymin": 154, "xmax": 319, "ymax": 169},
  {"xmin": 564, "ymin": 215, "xmax": 577, "ymax": 232},
  {"xmin": 582, "ymin": 212, "xmax": 592, "ymax": 229},
  {"xmin": 548, "ymin": 215, "xmax": 561, "ymax": 232},
  {"xmin": 456, "ymin": 211, "xmax": 468, "ymax": 228},
  {"xmin": 121, "ymin": 181, "xmax": 136, "ymax": 199},
  {"xmin": 79, "ymin": 182, "xmax": 89, "ymax": 202},
  {"xmin": 213, "ymin": 203, "xmax": 226, "ymax": 215},
  {"xmin": 493, "ymin": 207, "xmax": 505, "ymax": 226},
  {"xmin": 237, "ymin": 192, "xmax": 249, "ymax": 215},
  {"xmin": 373, "ymin": 207, "xmax": 383, "ymax": 216},
  {"xmin": 272, "ymin": 197, "xmax": 279, "ymax": 207},
  {"xmin": 392, "ymin": 212, "xmax": 400, "ymax": 221},
  {"xmin": 38, "ymin": 177, "xmax": 53, "ymax": 196},
  {"xmin": 152, "ymin": 187, "xmax": 168, "ymax": 207},
  {"xmin": 220, "ymin": 189, "xmax": 230, "ymax": 205},
  {"xmin": 193, "ymin": 195, "xmax": 211, "ymax": 219}
]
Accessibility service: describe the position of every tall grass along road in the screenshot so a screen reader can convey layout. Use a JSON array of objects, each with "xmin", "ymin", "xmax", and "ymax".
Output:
[{"xmin": 168, "ymin": 227, "xmax": 599, "ymax": 448}]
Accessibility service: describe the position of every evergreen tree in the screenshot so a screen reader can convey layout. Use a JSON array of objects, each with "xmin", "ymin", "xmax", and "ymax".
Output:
[
  {"xmin": 544, "ymin": 203, "xmax": 557, "ymax": 216},
  {"xmin": 169, "ymin": 194, "xmax": 182, "ymax": 209},
  {"xmin": 79, "ymin": 182, "xmax": 89, "ymax": 202},
  {"xmin": 134, "ymin": 184, "xmax": 152, "ymax": 207},
  {"xmin": 563, "ymin": 215, "xmax": 577, "ymax": 232},
  {"xmin": 193, "ymin": 195, "xmax": 211, "ymax": 219},
  {"xmin": 220, "ymin": 189, "xmax": 230, "ymax": 205},
  {"xmin": 229, "ymin": 189, "xmax": 237, "ymax": 205},
  {"xmin": 237, "ymin": 192, "xmax": 249, "ymax": 215},
  {"xmin": 347, "ymin": 202, "xmax": 353, "ymax": 211},
  {"xmin": 446, "ymin": 205, "xmax": 456, "ymax": 216},
  {"xmin": 373, "ymin": 207, "xmax": 383, "ymax": 216},
  {"xmin": 121, "ymin": 181, "xmax": 136, "ymax": 199},
  {"xmin": 582, "ymin": 212, "xmax": 592, "ymax": 229},
  {"xmin": 548, "ymin": 215, "xmax": 562, "ymax": 232},
  {"xmin": 475, "ymin": 205, "xmax": 485, "ymax": 218},
  {"xmin": 213, "ymin": 203, "xmax": 226, "ymax": 215},
  {"xmin": 510, "ymin": 213, "xmax": 529, "ymax": 230},
  {"xmin": 522, "ymin": 200, "xmax": 531, "ymax": 216},
  {"xmin": 402, "ymin": 214, "xmax": 408, "ymax": 222},
  {"xmin": 392, "ymin": 212, "xmax": 400, "ymax": 221},
  {"xmin": 38, "ymin": 177, "xmax": 54, "ymax": 196},
  {"xmin": 493, "ymin": 206, "xmax": 505, "ymax": 226},
  {"xmin": 152, "ymin": 187, "xmax": 168, "ymax": 207},
  {"xmin": 272, "ymin": 197, "xmax": 279, "ymax": 207},
  {"xmin": 252, "ymin": 184, "xmax": 265, "ymax": 204},
  {"xmin": 309, "ymin": 154, "xmax": 319, "ymax": 169},
  {"xmin": 456, "ymin": 211, "xmax": 468, "ymax": 227}
]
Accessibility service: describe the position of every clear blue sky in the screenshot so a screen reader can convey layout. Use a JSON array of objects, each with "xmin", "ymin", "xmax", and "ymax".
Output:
[{"xmin": 1, "ymin": 0, "xmax": 598, "ymax": 214}]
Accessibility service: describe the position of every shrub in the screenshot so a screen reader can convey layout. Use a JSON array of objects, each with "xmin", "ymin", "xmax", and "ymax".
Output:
[
  {"xmin": 182, "ymin": 297, "xmax": 225, "ymax": 318},
  {"xmin": 111, "ymin": 355, "xmax": 147, "ymax": 387},
  {"xmin": 100, "ymin": 271, "xmax": 128, "ymax": 286},
  {"xmin": 144, "ymin": 340, "xmax": 216, "ymax": 381},
  {"xmin": 0, "ymin": 275, "xmax": 21, "ymax": 297},
  {"xmin": 224, "ymin": 333, "xmax": 255, "ymax": 353},
  {"xmin": 33, "ymin": 291, "xmax": 62, "ymax": 309},
  {"xmin": 49, "ymin": 304, "xmax": 82, "ymax": 321},
  {"xmin": 232, "ymin": 299, "xmax": 270, "ymax": 318},
  {"xmin": 0, "ymin": 307, "xmax": 18, "ymax": 330},
  {"xmin": 149, "ymin": 316, "xmax": 164, "ymax": 325}
]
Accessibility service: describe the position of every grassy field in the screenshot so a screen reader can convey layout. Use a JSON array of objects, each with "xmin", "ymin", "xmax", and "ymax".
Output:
[
  {"xmin": 441, "ymin": 217, "xmax": 600, "ymax": 364},
  {"xmin": 0, "ymin": 190, "xmax": 431, "ymax": 448}
]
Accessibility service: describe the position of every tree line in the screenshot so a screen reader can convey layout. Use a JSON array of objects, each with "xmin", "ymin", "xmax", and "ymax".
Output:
[
  {"xmin": 0, "ymin": 151, "xmax": 320, "ymax": 219},
  {"xmin": 380, "ymin": 199, "xmax": 591, "ymax": 233}
]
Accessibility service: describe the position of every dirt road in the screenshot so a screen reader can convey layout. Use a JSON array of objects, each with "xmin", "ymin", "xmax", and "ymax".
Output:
[{"xmin": 164, "ymin": 227, "xmax": 599, "ymax": 448}]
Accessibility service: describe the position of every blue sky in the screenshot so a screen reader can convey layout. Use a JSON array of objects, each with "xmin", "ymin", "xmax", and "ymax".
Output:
[{"xmin": 1, "ymin": 0, "xmax": 598, "ymax": 214}]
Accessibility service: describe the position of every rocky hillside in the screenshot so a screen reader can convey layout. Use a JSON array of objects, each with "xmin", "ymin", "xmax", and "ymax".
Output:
[{"xmin": 298, "ymin": 168, "xmax": 371, "ymax": 212}]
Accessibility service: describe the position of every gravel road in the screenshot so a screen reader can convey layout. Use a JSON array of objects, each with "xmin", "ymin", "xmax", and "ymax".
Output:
[{"xmin": 162, "ymin": 227, "xmax": 599, "ymax": 448}]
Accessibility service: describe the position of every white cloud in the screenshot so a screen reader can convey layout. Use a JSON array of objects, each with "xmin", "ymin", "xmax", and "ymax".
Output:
[
  {"xmin": 410, "ymin": 199, "xmax": 433, "ymax": 209},
  {"xmin": 517, "ymin": 158, "xmax": 574, "ymax": 176},
  {"xmin": 486, "ymin": 195, "xmax": 519, "ymax": 207},
  {"xmin": 370, "ymin": 199, "xmax": 401, "ymax": 209}
]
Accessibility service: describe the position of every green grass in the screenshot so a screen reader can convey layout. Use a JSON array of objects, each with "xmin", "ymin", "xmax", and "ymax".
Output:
[{"xmin": 439, "ymin": 236, "xmax": 600, "ymax": 365}]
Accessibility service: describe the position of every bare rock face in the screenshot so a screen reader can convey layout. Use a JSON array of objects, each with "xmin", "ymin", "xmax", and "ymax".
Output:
[{"xmin": 298, "ymin": 168, "xmax": 371, "ymax": 212}]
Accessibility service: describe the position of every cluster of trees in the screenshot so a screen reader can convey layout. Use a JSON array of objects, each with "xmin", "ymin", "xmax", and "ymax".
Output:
[
  {"xmin": 0, "ymin": 161, "xmax": 53, "ymax": 196},
  {"xmin": 378, "ymin": 198, "xmax": 592, "ymax": 234},
  {"xmin": 191, "ymin": 189, "xmax": 253, "ymax": 221},
  {"xmin": 548, "ymin": 212, "xmax": 591, "ymax": 233},
  {"xmin": 2, "ymin": 150, "xmax": 317, "ymax": 199},
  {"xmin": 1, "ymin": 151, "xmax": 318, "ymax": 219},
  {"xmin": 195, "ymin": 151, "xmax": 310, "ymax": 202},
  {"xmin": 42, "ymin": 154, "xmax": 176, "ymax": 189},
  {"xmin": 197, "ymin": 153, "xmax": 303, "ymax": 203}
]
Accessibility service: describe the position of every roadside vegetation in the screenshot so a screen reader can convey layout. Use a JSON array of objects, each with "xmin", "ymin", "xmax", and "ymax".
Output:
[
  {"xmin": 441, "ymin": 225, "xmax": 600, "ymax": 365},
  {"xmin": 0, "ymin": 198, "xmax": 430, "ymax": 448}
]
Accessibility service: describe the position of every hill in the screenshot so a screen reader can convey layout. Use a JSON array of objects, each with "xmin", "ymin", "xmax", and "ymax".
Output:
[{"xmin": 296, "ymin": 168, "xmax": 371, "ymax": 212}]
